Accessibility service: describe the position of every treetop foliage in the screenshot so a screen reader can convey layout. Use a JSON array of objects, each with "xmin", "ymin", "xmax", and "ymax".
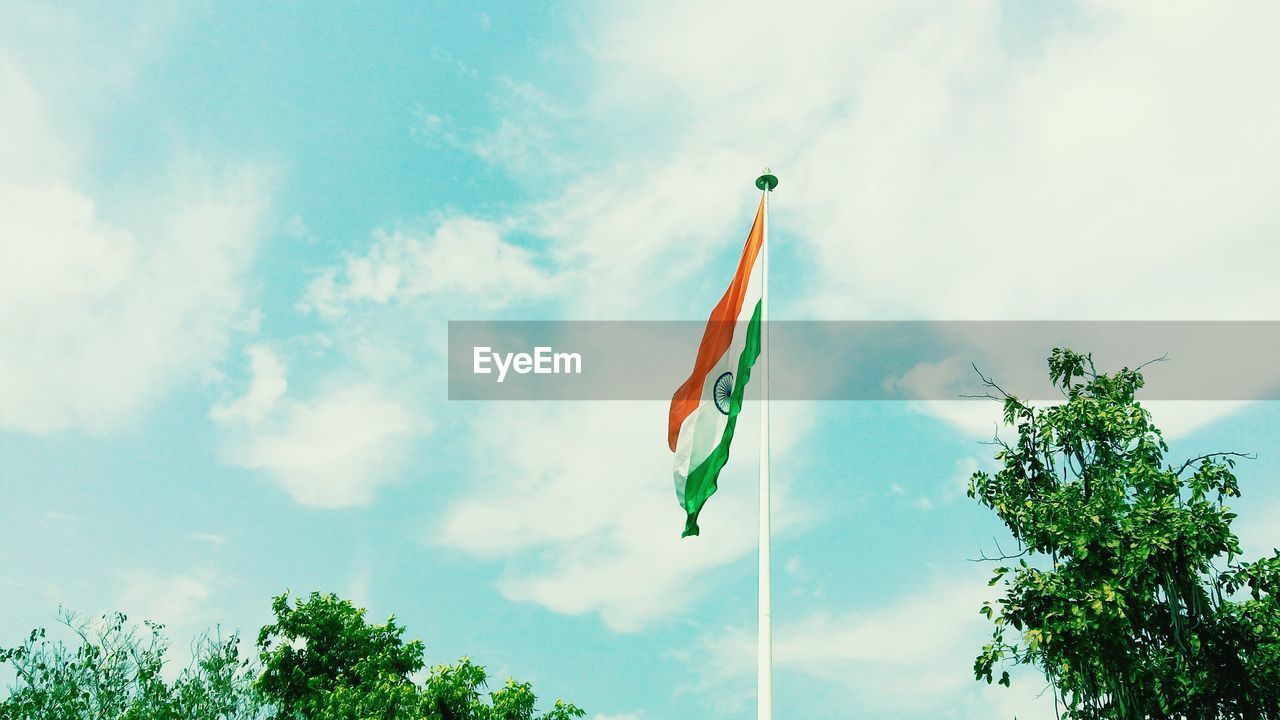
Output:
[
  {"xmin": 0, "ymin": 593, "xmax": 584, "ymax": 720},
  {"xmin": 970, "ymin": 348, "xmax": 1280, "ymax": 719}
]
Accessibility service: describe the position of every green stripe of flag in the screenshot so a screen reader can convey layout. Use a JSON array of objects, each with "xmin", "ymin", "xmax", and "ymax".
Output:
[{"xmin": 681, "ymin": 299, "xmax": 763, "ymax": 537}]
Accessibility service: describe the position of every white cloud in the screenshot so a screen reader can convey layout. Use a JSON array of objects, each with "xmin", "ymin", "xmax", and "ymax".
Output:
[
  {"xmin": 436, "ymin": 400, "xmax": 811, "ymax": 631},
  {"xmin": 0, "ymin": 48, "xmax": 269, "ymax": 435},
  {"xmin": 346, "ymin": 562, "xmax": 373, "ymax": 610},
  {"xmin": 437, "ymin": 403, "xmax": 755, "ymax": 631},
  {"xmin": 1142, "ymin": 401, "xmax": 1252, "ymax": 439},
  {"xmin": 213, "ymin": 346, "xmax": 418, "ymax": 508},
  {"xmin": 117, "ymin": 571, "xmax": 212, "ymax": 632},
  {"xmin": 487, "ymin": 0, "xmax": 1280, "ymax": 326},
  {"xmin": 904, "ymin": 397, "xmax": 1250, "ymax": 443},
  {"xmin": 301, "ymin": 216, "xmax": 555, "ymax": 320},
  {"xmin": 113, "ymin": 567, "xmax": 265, "ymax": 678},
  {"xmin": 186, "ymin": 532, "xmax": 228, "ymax": 547},
  {"xmin": 529, "ymin": 152, "xmax": 760, "ymax": 319},
  {"xmin": 889, "ymin": 354, "xmax": 1253, "ymax": 440},
  {"xmin": 0, "ymin": 4, "xmax": 183, "ymax": 117},
  {"xmin": 0, "ymin": 57, "xmax": 70, "ymax": 184},
  {"xmin": 692, "ymin": 577, "xmax": 1060, "ymax": 718},
  {"xmin": 210, "ymin": 346, "xmax": 287, "ymax": 427},
  {"xmin": 1236, "ymin": 500, "xmax": 1280, "ymax": 559}
]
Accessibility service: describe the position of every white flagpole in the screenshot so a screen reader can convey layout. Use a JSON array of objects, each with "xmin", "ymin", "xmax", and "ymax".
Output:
[{"xmin": 755, "ymin": 168, "xmax": 777, "ymax": 720}]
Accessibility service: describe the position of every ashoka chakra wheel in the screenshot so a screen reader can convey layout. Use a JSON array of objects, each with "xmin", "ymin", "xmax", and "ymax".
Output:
[{"xmin": 713, "ymin": 371, "xmax": 734, "ymax": 416}]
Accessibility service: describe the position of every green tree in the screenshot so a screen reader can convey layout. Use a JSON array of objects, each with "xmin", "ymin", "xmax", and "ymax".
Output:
[
  {"xmin": 255, "ymin": 592, "xmax": 424, "ymax": 719},
  {"xmin": 3, "ymin": 595, "xmax": 585, "ymax": 719},
  {"xmin": 254, "ymin": 591, "xmax": 585, "ymax": 720},
  {"xmin": 172, "ymin": 634, "xmax": 267, "ymax": 719},
  {"xmin": 419, "ymin": 657, "xmax": 585, "ymax": 720},
  {"xmin": 0, "ymin": 609, "xmax": 262, "ymax": 720},
  {"xmin": 969, "ymin": 349, "xmax": 1280, "ymax": 719}
]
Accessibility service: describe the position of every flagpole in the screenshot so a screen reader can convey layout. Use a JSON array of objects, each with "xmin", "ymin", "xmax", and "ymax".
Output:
[{"xmin": 755, "ymin": 168, "xmax": 778, "ymax": 720}]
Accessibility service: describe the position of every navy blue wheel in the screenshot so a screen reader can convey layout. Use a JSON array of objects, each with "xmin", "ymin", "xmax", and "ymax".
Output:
[{"xmin": 713, "ymin": 371, "xmax": 734, "ymax": 415}]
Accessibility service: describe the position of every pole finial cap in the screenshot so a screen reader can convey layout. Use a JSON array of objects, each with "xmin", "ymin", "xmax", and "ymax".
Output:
[{"xmin": 755, "ymin": 167, "xmax": 778, "ymax": 191}]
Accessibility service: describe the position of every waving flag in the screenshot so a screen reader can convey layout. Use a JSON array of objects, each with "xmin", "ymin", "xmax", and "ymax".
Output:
[{"xmin": 668, "ymin": 197, "xmax": 765, "ymax": 537}]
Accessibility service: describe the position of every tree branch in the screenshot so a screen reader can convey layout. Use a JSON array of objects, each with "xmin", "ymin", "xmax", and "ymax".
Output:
[
  {"xmin": 969, "ymin": 537, "xmax": 1032, "ymax": 563},
  {"xmin": 1175, "ymin": 452, "xmax": 1256, "ymax": 476},
  {"xmin": 1134, "ymin": 352, "xmax": 1169, "ymax": 372}
]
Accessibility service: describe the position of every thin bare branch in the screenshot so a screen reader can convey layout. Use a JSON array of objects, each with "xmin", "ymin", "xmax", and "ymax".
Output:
[
  {"xmin": 1175, "ymin": 451, "xmax": 1256, "ymax": 476},
  {"xmin": 969, "ymin": 537, "xmax": 1032, "ymax": 563},
  {"xmin": 1134, "ymin": 352, "xmax": 1169, "ymax": 372}
]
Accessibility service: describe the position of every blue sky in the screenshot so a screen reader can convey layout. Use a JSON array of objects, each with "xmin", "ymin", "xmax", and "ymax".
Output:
[{"xmin": 2, "ymin": 2, "xmax": 1279, "ymax": 719}]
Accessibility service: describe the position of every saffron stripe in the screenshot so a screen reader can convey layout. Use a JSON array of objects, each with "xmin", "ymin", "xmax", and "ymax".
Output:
[{"xmin": 667, "ymin": 197, "xmax": 766, "ymax": 450}]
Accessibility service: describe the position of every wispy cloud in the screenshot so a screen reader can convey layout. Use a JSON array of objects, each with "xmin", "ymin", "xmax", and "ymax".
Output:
[
  {"xmin": 186, "ymin": 532, "xmax": 228, "ymax": 547},
  {"xmin": 505, "ymin": 0, "xmax": 1280, "ymax": 324},
  {"xmin": 435, "ymin": 401, "xmax": 812, "ymax": 631},
  {"xmin": 689, "ymin": 576, "xmax": 1060, "ymax": 718},
  {"xmin": 212, "ymin": 346, "xmax": 419, "ymax": 508},
  {"xmin": 0, "ymin": 163, "xmax": 271, "ymax": 434},
  {"xmin": 300, "ymin": 216, "xmax": 556, "ymax": 320},
  {"xmin": 0, "ymin": 37, "xmax": 271, "ymax": 435},
  {"xmin": 117, "ymin": 570, "xmax": 214, "ymax": 635},
  {"xmin": 888, "ymin": 354, "xmax": 1253, "ymax": 440}
]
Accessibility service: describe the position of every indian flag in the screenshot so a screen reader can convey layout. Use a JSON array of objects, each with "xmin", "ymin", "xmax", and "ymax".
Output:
[{"xmin": 668, "ymin": 196, "xmax": 765, "ymax": 537}]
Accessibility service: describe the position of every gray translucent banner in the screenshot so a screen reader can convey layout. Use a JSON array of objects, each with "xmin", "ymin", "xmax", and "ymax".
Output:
[{"xmin": 448, "ymin": 321, "xmax": 1280, "ymax": 401}]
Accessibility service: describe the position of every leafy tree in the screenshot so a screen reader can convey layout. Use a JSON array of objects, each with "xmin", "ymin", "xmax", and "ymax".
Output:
[
  {"xmin": 172, "ymin": 634, "xmax": 267, "ymax": 719},
  {"xmin": 421, "ymin": 658, "xmax": 486, "ymax": 720},
  {"xmin": 420, "ymin": 658, "xmax": 585, "ymax": 720},
  {"xmin": 969, "ymin": 349, "xmax": 1280, "ymax": 719},
  {"xmin": 1, "ymin": 593, "xmax": 584, "ymax": 719},
  {"xmin": 256, "ymin": 592, "xmax": 424, "ymax": 719},
  {"xmin": 255, "ymin": 591, "xmax": 585, "ymax": 720},
  {"xmin": 0, "ymin": 609, "xmax": 262, "ymax": 720}
]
